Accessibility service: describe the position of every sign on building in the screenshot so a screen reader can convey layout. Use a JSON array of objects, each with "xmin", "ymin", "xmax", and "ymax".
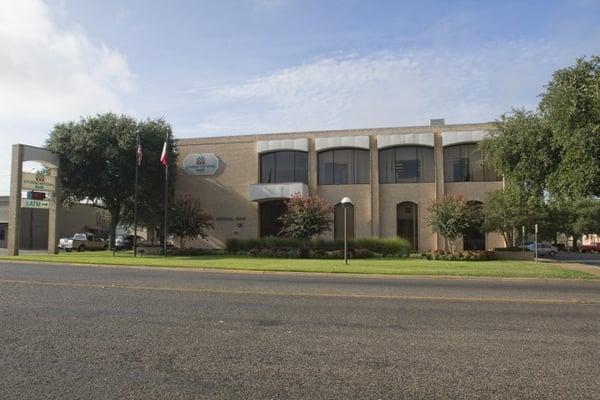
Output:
[
  {"xmin": 21, "ymin": 171, "xmax": 56, "ymax": 192},
  {"xmin": 22, "ymin": 199, "xmax": 51, "ymax": 209},
  {"xmin": 183, "ymin": 153, "xmax": 220, "ymax": 176}
]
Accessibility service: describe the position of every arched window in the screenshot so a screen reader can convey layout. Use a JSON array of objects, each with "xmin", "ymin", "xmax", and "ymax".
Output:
[
  {"xmin": 318, "ymin": 149, "xmax": 370, "ymax": 185},
  {"xmin": 463, "ymin": 200, "xmax": 485, "ymax": 250},
  {"xmin": 260, "ymin": 151, "xmax": 308, "ymax": 184},
  {"xmin": 443, "ymin": 143, "xmax": 500, "ymax": 182},
  {"xmin": 397, "ymin": 202, "xmax": 418, "ymax": 250},
  {"xmin": 334, "ymin": 203, "xmax": 354, "ymax": 240},
  {"xmin": 379, "ymin": 146, "xmax": 434, "ymax": 183}
]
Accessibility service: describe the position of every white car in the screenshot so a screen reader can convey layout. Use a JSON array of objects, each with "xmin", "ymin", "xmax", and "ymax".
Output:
[
  {"xmin": 527, "ymin": 243, "xmax": 558, "ymax": 257},
  {"xmin": 59, "ymin": 233, "xmax": 108, "ymax": 252}
]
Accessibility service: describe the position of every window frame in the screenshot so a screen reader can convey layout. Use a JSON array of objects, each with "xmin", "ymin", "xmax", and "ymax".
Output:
[
  {"xmin": 317, "ymin": 148, "xmax": 370, "ymax": 185},
  {"xmin": 443, "ymin": 143, "xmax": 501, "ymax": 182},
  {"xmin": 259, "ymin": 150, "xmax": 308, "ymax": 184},
  {"xmin": 378, "ymin": 145, "xmax": 435, "ymax": 184}
]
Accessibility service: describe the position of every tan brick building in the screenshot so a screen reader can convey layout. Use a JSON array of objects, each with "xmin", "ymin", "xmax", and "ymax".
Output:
[{"xmin": 175, "ymin": 120, "xmax": 505, "ymax": 251}]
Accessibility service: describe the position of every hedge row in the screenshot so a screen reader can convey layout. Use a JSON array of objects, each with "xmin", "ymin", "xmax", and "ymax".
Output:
[
  {"xmin": 420, "ymin": 250, "xmax": 496, "ymax": 261},
  {"xmin": 226, "ymin": 236, "xmax": 411, "ymax": 257}
]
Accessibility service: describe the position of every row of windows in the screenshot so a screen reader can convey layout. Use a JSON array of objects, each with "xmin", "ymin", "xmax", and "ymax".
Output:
[{"xmin": 259, "ymin": 145, "xmax": 501, "ymax": 185}]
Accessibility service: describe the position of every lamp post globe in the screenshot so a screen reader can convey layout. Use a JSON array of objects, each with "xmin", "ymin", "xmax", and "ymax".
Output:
[{"xmin": 340, "ymin": 197, "xmax": 353, "ymax": 265}]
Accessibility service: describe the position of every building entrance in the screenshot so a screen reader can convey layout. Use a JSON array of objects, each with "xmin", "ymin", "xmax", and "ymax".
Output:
[{"xmin": 259, "ymin": 200, "xmax": 287, "ymax": 237}]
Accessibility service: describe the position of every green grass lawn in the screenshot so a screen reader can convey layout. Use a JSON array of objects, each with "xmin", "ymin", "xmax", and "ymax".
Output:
[{"xmin": 0, "ymin": 251, "xmax": 596, "ymax": 279}]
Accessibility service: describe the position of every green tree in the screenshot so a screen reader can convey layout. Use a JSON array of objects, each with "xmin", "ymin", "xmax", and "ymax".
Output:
[
  {"xmin": 481, "ymin": 56, "xmax": 600, "ymax": 202},
  {"xmin": 46, "ymin": 113, "xmax": 177, "ymax": 249},
  {"xmin": 426, "ymin": 195, "xmax": 471, "ymax": 251},
  {"xmin": 571, "ymin": 198, "xmax": 600, "ymax": 239},
  {"xmin": 278, "ymin": 194, "xmax": 333, "ymax": 240},
  {"xmin": 540, "ymin": 56, "xmax": 600, "ymax": 199},
  {"xmin": 169, "ymin": 198, "xmax": 214, "ymax": 248}
]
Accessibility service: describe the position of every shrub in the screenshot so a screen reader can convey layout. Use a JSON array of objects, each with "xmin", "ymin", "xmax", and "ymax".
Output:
[
  {"xmin": 352, "ymin": 237, "xmax": 411, "ymax": 257},
  {"xmin": 224, "ymin": 236, "xmax": 402, "ymax": 258},
  {"xmin": 420, "ymin": 250, "xmax": 496, "ymax": 261}
]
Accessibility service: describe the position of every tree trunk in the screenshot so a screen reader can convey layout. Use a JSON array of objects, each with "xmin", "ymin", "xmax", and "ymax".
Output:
[{"xmin": 108, "ymin": 207, "xmax": 121, "ymax": 251}]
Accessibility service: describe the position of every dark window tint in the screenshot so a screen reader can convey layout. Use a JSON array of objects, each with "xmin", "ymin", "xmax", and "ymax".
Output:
[
  {"xmin": 379, "ymin": 146, "xmax": 434, "ymax": 184},
  {"xmin": 318, "ymin": 149, "xmax": 370, "ymax": 185},
  {"xmin": 443, "ymin": 143, "xmax": 500, "ymax": 182},
  {"xmin": 260, "ymin": 151, "xmax": 308, "ymax": 184},
  {"xmin": 397, "ymin": 202, "xmax": 418, "ymax": 250},
  {"xmin": 0, "ymin": 224, "xmax": 5, "ymax": 241},
  {"xmin": 260, "ymin": 200, "xmax": 287, "ymax": 237}
]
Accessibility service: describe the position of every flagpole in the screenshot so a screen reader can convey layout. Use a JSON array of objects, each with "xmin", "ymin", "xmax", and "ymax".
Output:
[
  {"xmin": 133, "ymin": 133, "xmax": 140, "ymax": 257},
  {"xmin": 163, "ymin": 131, "xmax": 169, "ymax": 257}
]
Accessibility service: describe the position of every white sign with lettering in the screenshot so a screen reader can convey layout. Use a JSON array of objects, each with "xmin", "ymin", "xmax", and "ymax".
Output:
[
  {"xmin": 21, "ymin": 171, "xmax": 56, "ymax": 192},
  {"xmin": 183, "ymin": 153, "xmax": 220, "ymax": 176},
  {"xmin": 22, "ymin": 199, "xmax": 50, "ymax": 209}
]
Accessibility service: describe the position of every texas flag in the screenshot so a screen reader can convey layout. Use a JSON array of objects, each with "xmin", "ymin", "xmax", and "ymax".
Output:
[{"xmin": 160, "ymin": 141, "xmax": 168, "ymax": 166}]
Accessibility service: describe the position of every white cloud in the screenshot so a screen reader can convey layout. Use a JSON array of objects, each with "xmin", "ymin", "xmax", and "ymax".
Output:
[
  {"xmin": 195, "ymin": 40, "xmax": 591, "ymax": 135},
  {"xmin": 0, "ymin": 0, "xmax": 134, "ymax": 195}
]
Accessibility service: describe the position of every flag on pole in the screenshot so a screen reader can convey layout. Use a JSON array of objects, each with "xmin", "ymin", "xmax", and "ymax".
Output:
[
  {"xmin": 160, "ymin": 140, "xmax": 168, "ymax": 165},
  {"xmin": 136, "ymin": 135, "xmax": 143, "ymax": 166}
]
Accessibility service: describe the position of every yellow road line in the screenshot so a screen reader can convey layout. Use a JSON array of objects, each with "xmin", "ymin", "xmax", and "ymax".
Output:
[{"xmin": 1, "ymin": 278, "xmax": 599, "ymax": 305}]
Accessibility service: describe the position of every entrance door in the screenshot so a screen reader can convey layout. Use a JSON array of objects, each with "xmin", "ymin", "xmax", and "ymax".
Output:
[
  {"xmin": 259, "ymin": 200, "xmax": 287, "ymax": 237},
  {"xmin": 463, "ymin": 201, "xmax": 485, "ymax": 250},
  {"xmin": 397, "ymin": 202, "xmax": 418, "ymax": 250}
]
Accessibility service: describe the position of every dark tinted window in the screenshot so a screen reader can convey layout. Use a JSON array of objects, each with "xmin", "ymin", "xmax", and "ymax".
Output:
[
  {"xmin": 443, "ymin": 143, "xmax": 500, "ymax": 182},
  {"xmin": 397, "ymin": 202, "xmax": 418, "ymax": 250},
  {"xmin": 260, "ymin": 151, "xmax": 308, "ymax": 184},
  {"xmin": 318, "ymin": 149, "xmax": 370, "ymax": 185},
  {"xmin": 379, "ymin": 146, "xmax": 434, "ymax": 183}
]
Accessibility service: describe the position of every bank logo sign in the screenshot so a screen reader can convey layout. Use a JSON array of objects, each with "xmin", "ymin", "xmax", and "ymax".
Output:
[
  {"xmin": 21, "ymin": 171, "xmax": 56, "ymax": 192},
  {"xmin": 183, "ymin": 153, "xmax": 220, "ymax": 175}
]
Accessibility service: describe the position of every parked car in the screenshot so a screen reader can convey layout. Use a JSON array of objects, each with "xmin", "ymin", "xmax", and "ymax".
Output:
[
  {"xmin": 526, "ymin": 243, "xmax": 558, "ymax": 256},
  {"xmin": 115, "ymin": 234, "xmax": 145, "ymax": 250},
  {"xmin": 580, "ymin": 243, "xmax": 600, "ymax": 253},
  {"xmin": 59, "ymin": 233, "xmax": 108, "ymax": 252}
]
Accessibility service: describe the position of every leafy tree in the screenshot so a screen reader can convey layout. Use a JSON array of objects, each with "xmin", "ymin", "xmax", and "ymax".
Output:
[
  {"xmin": 540, "ymin": 56, "xmax": 600, "ymax": 199},
  {"xmin": 481, "ymin": 56, "xmax": 600, "ymax": 202},
  {"xmin": 571, "ymin": 198, "xmax": 600, "ymax": 238},
  {"xmin": 46, "ymin": 113, "xmax": 177, "ymax": 249},
  {"xmin": 169, "ymin": 198, "xmax": 214, "ymax": 248},
  {"xmin": 426, "ymin": 195, "xmax": 471, "ymax": 251},
  {"xmin": 479, "ymin": 109, "xmax": 557, "ymax": 203},
  {"xmin": 278, "ymin": 194, "xmax": 333, "ymax": 240},
  {"xmin": 482, "ymin": 189, "xmax": 550, "ymax": 246}
]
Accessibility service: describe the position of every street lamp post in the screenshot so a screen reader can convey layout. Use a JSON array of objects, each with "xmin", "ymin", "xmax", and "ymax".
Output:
[{"xmin": 341, "ymin": 197, "xmax": 353, "ymax": 265}]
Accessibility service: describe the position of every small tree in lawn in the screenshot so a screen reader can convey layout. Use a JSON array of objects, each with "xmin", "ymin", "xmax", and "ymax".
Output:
[
  {"xmin": 426, "ymin": 195, "xmax": 471, "ymax": 251},
  {"xmin": 278, "ymin": 194, "xmax": 333, "ymax": 240},
  {"xmin": 169, "ymin": 198, "xmax": 214, "ymax": 248}
]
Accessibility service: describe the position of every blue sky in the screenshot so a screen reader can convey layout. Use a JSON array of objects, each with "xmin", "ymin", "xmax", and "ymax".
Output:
[{"xmin": 1, "ymin": 0, "xmax": 600, "ymax": 194}]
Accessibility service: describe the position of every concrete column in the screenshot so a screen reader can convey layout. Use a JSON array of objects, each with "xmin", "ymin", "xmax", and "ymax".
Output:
[
  {"xmin": 7, "ymin": 145, "xmax": 23, "ymax": 255},
  {"xmin": 369, "ymin": 136, "xmax": 380, "ymax": 237},
  {"xmin": 47, "ymin": 167, "xmax": 60, "ymax": 254},
  {"xmin": 308, "ymin": 137, "xmax": 318, "ymax": 195},
  {"xmin": 433, "ymin": 131, "xmax": 445, "ymax": 250}
]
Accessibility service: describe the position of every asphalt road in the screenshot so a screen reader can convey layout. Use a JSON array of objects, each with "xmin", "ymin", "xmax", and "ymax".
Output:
[{"xmin": 1, "ymin": 262, "xmax": 599, "ymax": 399}]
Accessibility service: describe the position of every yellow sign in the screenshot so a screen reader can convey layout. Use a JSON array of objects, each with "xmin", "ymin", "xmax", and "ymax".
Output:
[
  {"xmin": 22, "ymin": 199, "xmax": 50, "ymax": 209},
  {"xmin": 21, "ymin": 171, "xmax": 56, "ymax": 192}
]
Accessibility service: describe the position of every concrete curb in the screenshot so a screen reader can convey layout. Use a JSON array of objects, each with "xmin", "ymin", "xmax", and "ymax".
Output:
[{"xmin": 1, "ymin": 258, "xmax": 599, "ymax": 283}]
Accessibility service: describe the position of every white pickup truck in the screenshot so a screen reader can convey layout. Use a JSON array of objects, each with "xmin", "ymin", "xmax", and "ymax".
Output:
[{"xmin": 59, "ymin": 233, "xmax": 108, "ymax": 252}]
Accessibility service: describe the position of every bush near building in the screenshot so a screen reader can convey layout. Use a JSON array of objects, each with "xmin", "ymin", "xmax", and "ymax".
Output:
[
  {"xmin": 421, "ymin": 250, "xmax": 496, "ymax": 261},
  {"xmin": 225, "ymin": 236, "xmax": 411, "ymax": 258}
]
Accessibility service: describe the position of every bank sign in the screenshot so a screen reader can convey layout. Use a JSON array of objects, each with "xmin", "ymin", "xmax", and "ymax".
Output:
[
  {"xmin": 183, "ymin": 153, "xmax": 219, "ymax": 176},
  {"xmin": 22, "ymin": 199, "xmax": 50, "ymax": 209},
  {"xmin": 21, "ymin": 171, "xmax": 56, "ymax": 192}
]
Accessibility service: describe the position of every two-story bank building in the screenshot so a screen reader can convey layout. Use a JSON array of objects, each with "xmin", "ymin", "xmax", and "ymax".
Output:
[{"xmin": 175, "ymin": 119, "xmax": 504, "ymax": 251}]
